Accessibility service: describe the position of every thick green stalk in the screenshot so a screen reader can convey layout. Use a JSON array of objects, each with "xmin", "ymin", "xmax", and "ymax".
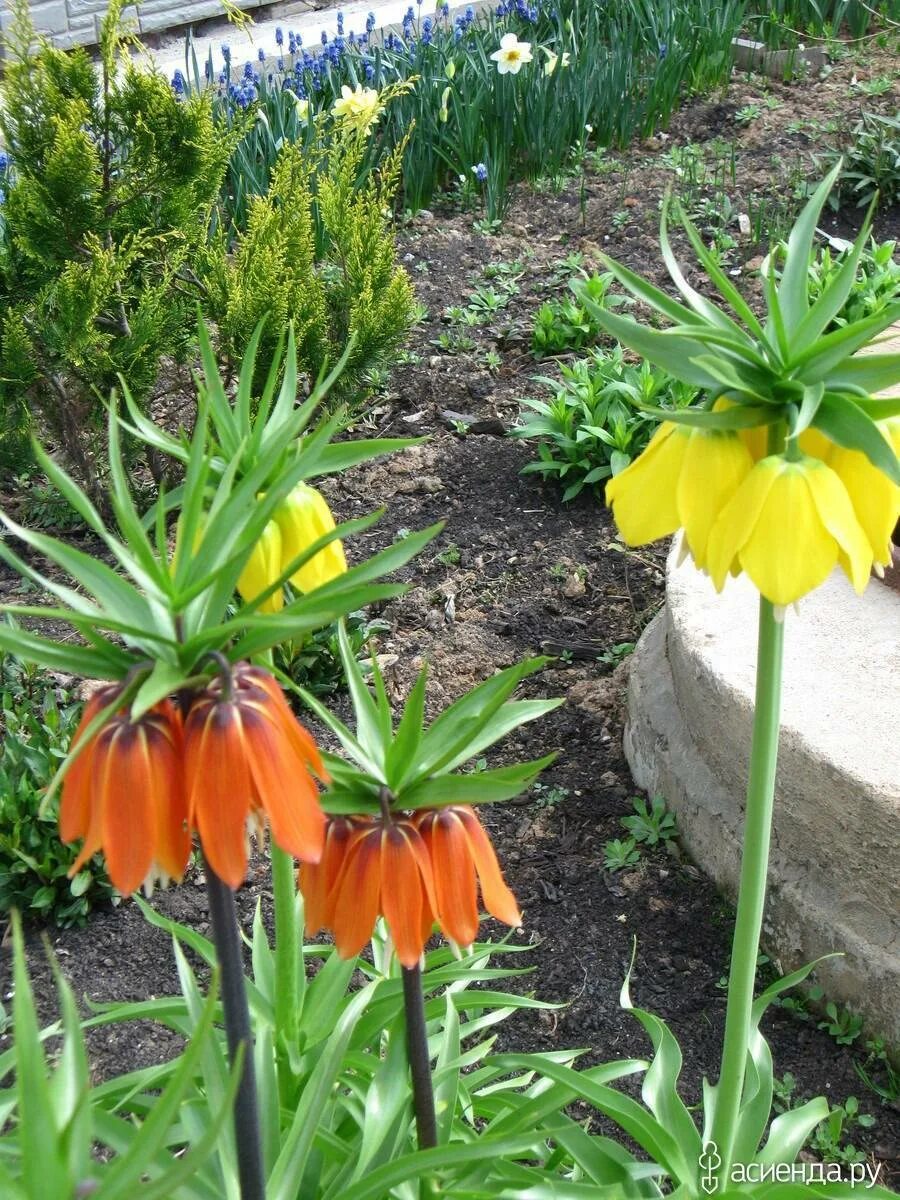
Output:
[
  {"xmin": 272, "ymin": 842, "xmax": 300, "ymax": 1047},
  {"xmin": 711, "ymin": 597, "xmax": 785, "ymax": 1186}
]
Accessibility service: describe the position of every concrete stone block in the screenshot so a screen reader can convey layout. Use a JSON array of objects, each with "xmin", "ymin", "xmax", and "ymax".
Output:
[
  {"xmin": 54, "ymin": 25, "xmax": 97, "ymax": 48},
  {"xmin": 732, "ymin": 37, "xmax": 826, "ymax": 79},
  {"xmin": 65, "ymin": 10, "xmax": 98, "ymax": 32},
  {"xmin": 66, "ymin": 0, "xmax": 107, "ymax": 17},
  {"xmin": 625, "ymin": 549, "xmax": 900, "ymax": 1049},
  {"xmin": 138, "ymin": 0, "xmax": 223, "ymax": 32},
  {"xmin": 29, "ymin": 0, "xmax": 69, "ymax": 34}
]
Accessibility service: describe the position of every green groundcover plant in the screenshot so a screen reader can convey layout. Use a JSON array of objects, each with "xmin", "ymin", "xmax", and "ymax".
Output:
[
  {"xmin": 1, "ymin": 170, "xmax": 899, "ymax": 1200},
  {"xmin": 514, "ymin": 345, "xmax": 699, "ymax": 500},
  {"xmin": 0, "ymin": 655, "xmax": 115, "ymax": 925}
]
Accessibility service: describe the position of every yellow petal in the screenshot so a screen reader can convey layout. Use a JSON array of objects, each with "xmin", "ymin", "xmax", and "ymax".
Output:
[
  {"xmin": 829, "ymin": 443, "xmax": 899, "ymax": 568},
  {"xmin": 677, "ymin": 430, "xmax": 754, "ymax": 571},
  {"xmin": 804, "ymin": 457, "xmax": 873, "ymax": 593},
  {"xmin": 604, "ymin": 422, "xmax": 688, "ymax": 546},
  {"xmin": 276, "ymin": 483, "xmax": 348, "ymax": 593},
  {"xmin": 738, "ymin": 462, "xmax": 839, "ymax": 606},
  {"xmin": 798, "ymin": 427, "xmax": 834, "ymax": 462},
  {"xmin": 706, "ymin": 457, "xmax": 781, "ymax": 591},
  {"xmin": 237, "ymin": 521, "xmax": 284, "ymax": 613},
  {"xmin": 711, "ymin": 397, "xmax": 769, "ymax": 462}
]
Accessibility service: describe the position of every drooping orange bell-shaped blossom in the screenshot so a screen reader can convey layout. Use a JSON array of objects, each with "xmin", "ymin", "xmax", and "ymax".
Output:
[
  {"xmin": 414, "ymin": 806, "xmax": 521, "ymax": 945},
  {"xmin": 301, "ymin": 805, "xmax": 521, "ymax": 965},
  {"xmin": 183, "ymin": 662, "xmax": 328, "ymax": 888},
  {"xmin": 300, "ymin": 814, "xmax": 437, "ymax": 968},
  {"xmin": 61, "ymin": 690, "xmax": 190, "ymax": 895}
]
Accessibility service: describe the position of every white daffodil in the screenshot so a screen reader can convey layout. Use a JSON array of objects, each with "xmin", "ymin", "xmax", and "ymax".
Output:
[{"xmin": 489, "ymin": 33, "xmax": 533, "ymax": 75}]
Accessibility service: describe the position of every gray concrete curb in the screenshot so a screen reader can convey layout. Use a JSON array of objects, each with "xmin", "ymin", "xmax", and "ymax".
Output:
[{"xmin": 625, "ymin": 548, "xmax": 900, "ymax": 1048}]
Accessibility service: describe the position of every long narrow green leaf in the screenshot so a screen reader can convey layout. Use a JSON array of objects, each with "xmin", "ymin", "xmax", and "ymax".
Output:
[
  {"xmin": 12, "ymin": 913, "xmax": 71, "ymax": 1198},
  {"xmin": 814, "ymin": 394, "xmax": 900, "ymax": 484},
  {"xmin": 403, "ymin": 755, "xmax": 557, "ymax": 809},
  {"xmin": 777, "ymin": 162, "xmax": 843, "ymax": 335}
]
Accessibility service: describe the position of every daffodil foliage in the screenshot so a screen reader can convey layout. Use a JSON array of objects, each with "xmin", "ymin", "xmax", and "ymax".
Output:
[
  {"xmin": 574, "ymin": 165, "xmax": 900, "ymax": 606},
  {"xmin": 294, "ymin": 623, "xmax": 560, "ymax": 815},
  {"xmin": 0, "ymin": 323, "xmax": 439, "ymax": 729}
]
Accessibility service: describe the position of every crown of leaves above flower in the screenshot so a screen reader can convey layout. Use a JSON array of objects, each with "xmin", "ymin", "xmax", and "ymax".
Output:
[
  {"xmin": 122, "ymin": 318, "xmax": 420, "ymax": 508},
  {"xmin": 0, "ymin": 324, "xmax": 440, "ymax": 730},
  {"xmin": 293, "ymin": 624, "xmax": 560, "ymax": 815},
  {"xmin": 572, "ymin": 163, "xmax": 900, "ymax": 488}
]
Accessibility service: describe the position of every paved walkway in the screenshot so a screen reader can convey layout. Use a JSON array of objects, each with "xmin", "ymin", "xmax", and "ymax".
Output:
[{"xmin": 142, "ymin": 0, "xmax": 462, "ymax": 81}]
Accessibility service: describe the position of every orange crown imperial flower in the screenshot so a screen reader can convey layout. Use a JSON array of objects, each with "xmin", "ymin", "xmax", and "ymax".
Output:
[
  {"xmin": 414, "ymin": 806, "xmax": 521, "ymax": 945},
  {"xmin": 184, "ymin": 662, "xmax": 328, "ymax": 889},
  {"xmin": 301, "ymin": 805, "xmax": 521, "ymax": 966},
  {"xmin": 61, "ymin": 691, "xmax": 190, "ymax": 896},
  {"xmin": 301, "ymin": 814, "xmax": 437, "ymax": 968}
]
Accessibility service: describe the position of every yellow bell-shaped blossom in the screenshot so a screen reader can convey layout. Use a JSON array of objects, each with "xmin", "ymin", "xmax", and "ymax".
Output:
[
  {"xmin": 605, "ymin": 422, "xmax": 753, "ymax": 570},
  {"xmin": 237, "ymin": 520, "xmax": 284, "ymax": 614},
  {"xmin": 275, "ymin": 483, "xmax": 347, "ymax": 593},
  {"xmin": 706, "ymin": 455, "xmax": 872, "ymax": 606},
  {"xmin": 827, "ymin": 423, "xmax": 900, "ymax": 570}
]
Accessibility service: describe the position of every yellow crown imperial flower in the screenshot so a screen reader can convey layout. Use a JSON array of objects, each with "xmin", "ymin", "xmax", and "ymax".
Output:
[
  {"xmin": 706, "ymin": 454, "xmax": 873, "ymax": 607},
  {"xmin": 275, "ymin": 482, "xmax": 348, "ymax": 593},
  {"xmin": 237, "ymin": 519, "xmax": 285, "ymax": 614},
  {"xmin": 827, "ymin": 423, "xmax": 900, "ymax": 571},
  {"xmin": 605, "ymin": 421, "xmax": 754, "ymax": 571}
]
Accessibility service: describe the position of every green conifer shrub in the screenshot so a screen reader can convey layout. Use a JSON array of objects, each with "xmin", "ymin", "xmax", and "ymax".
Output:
[
  {"xmin": 206, "ymin": 99, "xmax": 416, "ymax": 408},
  {"xmin": 0, "ymin": 0, "xmax": 235, "ymax": 502}
]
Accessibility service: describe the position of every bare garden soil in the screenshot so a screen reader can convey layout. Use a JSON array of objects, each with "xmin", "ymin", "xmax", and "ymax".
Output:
[{"xmin": 2, "ymin": 42, "xmax": 899, "ymax": 1182}]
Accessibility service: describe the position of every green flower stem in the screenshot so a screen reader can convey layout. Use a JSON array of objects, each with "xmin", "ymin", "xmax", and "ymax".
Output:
[
  {"xmin": 205, "ymin": 861, "xmax": 266, "ymax": 1200},
  {"xmin": 711, "ymin": 596, "xmax": 785, "ymax": 1187},
  {"xmin": 272, "ymin": 841, "xmax": 300, "ymax": 1048},
  {"xmin": 401, "ymin": 964, "xmax": 438, "ymax": 1151}
]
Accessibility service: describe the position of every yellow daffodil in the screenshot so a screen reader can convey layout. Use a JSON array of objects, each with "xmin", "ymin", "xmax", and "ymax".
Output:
[
  {"xmin": 543, "ymin": 49, "xmax": 571, "ymax": 75},
  {"xmin": 706, "ymin": 455, "xmax": 872, "ymax": 606},
  {"xmin": 275, "ymin": 482, "xmax": 347, "ymax": 592},
  {"xmin": 294, "ymin": 96, "xmax": 310, "ymax": 121},
  {"xmin": 489, "ymin": 33, "xmax": 533, "ymax": 75},
  {"xmin": 605, "ymin": 422, "xmax": 753, "ymax": 570},
  {"xmin": 237, "ymin": 519, "xmax": 284, "ymax": 613},
  {"xmin": 332, "ymin": 83, "xmax": 381, "ymax": 133}
]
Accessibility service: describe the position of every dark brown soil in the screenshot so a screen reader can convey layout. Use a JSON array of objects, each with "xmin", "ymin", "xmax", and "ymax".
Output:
[{"xmin": 2, "ymin": 35, "xmax": 899, "ymax": 1186}]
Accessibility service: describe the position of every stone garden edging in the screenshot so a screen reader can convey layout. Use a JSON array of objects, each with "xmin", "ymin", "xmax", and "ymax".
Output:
[{"xmin": 625, "ymin": 546, "xmax": 900, "ymax": 1048}]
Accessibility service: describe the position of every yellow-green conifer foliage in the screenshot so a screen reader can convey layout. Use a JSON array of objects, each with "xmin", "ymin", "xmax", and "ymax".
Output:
[
  {"xmin": 0, "ymin": 0, "xmax": 235, "ymax": 502},
  {"xmin": 208, "ymin": 103, "xmax": 415, "ymax": 407}
]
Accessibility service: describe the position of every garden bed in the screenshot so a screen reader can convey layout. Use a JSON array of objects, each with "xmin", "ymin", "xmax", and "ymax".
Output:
[{"xmin": 2, "ymin": 37, "xmax": 899, "ymax": 1182}]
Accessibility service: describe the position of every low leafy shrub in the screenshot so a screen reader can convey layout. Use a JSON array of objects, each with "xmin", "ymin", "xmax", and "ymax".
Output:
[
  {"xmin": 0, "ymin": 653, "xmax": 115, "ymax": 925},
  {"xmin": 834, "ymin": 110, "xmax": 900, "ymax": 210},
  {"xmin": 513, "ymin": 345, "xmax": 699, "ymax": 500},
  {"xmin": 275, "ymin": 610, "xmax": 390, "ymax": 695},
  {"xmin": 806, "ymin": 236, "xmax": 900, "ymax": 327},
  {"xmin": 530, "ymin": 272, "xmax": 628, "ymax": 357}
]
